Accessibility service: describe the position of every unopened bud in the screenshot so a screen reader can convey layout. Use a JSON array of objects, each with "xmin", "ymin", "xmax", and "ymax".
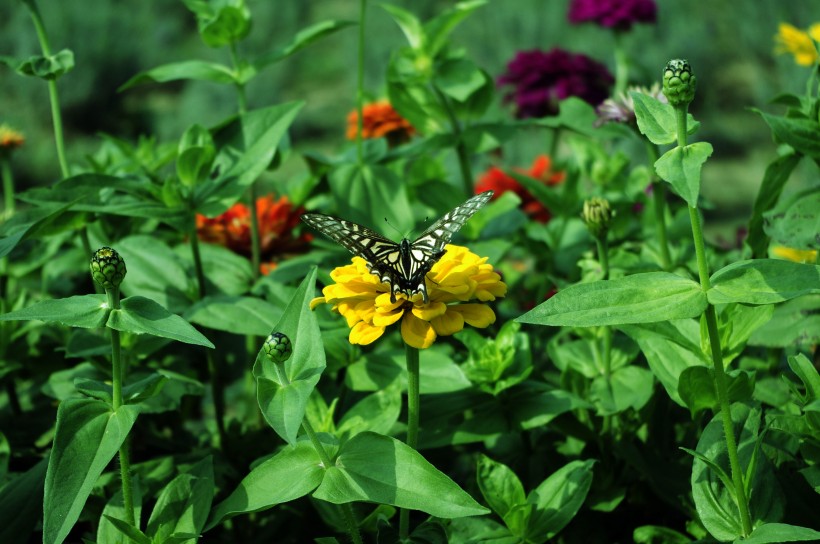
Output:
[
  {"xmin": 662, "ymin": 59, "xmax": 696, "ymax": 107},
  {"xmin": 90, "ymin": 247, "xmax": 126, "ymax": 289},
  {"xmin": 264, "ymin": 332, "xmax": 292, "ymax": 364}
]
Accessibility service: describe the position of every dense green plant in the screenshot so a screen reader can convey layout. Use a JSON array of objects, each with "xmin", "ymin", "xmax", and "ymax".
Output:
[{"xmin": 0, "ymin": 1, "xmax": 818, "ymax": 543}]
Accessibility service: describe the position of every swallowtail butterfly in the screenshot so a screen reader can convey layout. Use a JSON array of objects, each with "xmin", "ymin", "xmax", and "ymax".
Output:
[{"xmin": 302, "ymin": 191, "xmax": 493, "ymax": 303}]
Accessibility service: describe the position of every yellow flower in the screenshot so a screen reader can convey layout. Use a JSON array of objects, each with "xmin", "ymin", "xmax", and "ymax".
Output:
[
  {"xmin": 774, "ymin": 22, "xmax": 820, "ymax": 66},
  {"xmin": 771, "ymin": 246, "xmax": 817, "ymax": 264},
  {"xmin": 311, "ymin": 245, "xmax": 507, "ymax": 349}
]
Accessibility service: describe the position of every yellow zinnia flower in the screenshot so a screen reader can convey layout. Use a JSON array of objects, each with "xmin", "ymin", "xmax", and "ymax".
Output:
[
  {"xmin": 311, "ymin": 245, "xmax": 507, "ymax": 349},
  {"xmin": 774, "ymin": 22, "xmax": 820, "ymax": 66},
  {"xmin": 0, "ymin": 124, "xmax": 25, "ymax": 152}
]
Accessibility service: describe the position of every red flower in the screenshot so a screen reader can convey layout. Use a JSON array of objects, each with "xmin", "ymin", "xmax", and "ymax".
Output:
[
  {"xmin": 196, "ymin": 194, "xmax": 311, "ymax": 274},
  {"xmin": 568, "ymin": 0, "xmax": 657, "ymax": 31},
  {"xmin": 475, "ymin": 155, "xmax": 565, "ymax": 223},
  {"xmin": 346, "ymin": 100, "xmax": 415, "ymax": 144}
]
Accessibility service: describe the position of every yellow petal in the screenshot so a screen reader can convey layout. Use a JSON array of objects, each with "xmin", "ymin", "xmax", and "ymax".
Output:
[
  {"xmin": 373, "ymin": 307, "xmax": 404, "ymax": 326},
  {"xmin": 401, "ymin": 313, "xmax": 437, "ymax": 349},
  {"xmin": 431, "ymin": 309, "xmax": 465, "ymax": 336},
  {"xmin": 810, "ymin": 23, "xmax": 820, "ymax": 42},
  {"xmin": 309, "ymin": 296, "xmax": 326, "ymax": 310},
  {"xmin": 411, "ymin": 300, "xmax": 447, "ymax": 321},
  {"xmin": 451, "ymin": 304, "xmax": 496, "ymax": 328},
  {"xmin": 350, "ymin": 321, "xmax": 385, "ymax": 345}
]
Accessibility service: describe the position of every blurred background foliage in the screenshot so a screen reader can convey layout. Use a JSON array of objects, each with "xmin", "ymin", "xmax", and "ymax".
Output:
[{"xmin": 1, "ymin": 0, "xmax": 817, "ymax": 238}]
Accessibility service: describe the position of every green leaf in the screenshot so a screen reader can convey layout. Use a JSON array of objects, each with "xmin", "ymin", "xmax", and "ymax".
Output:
[
  {"xmin": 102, "ymin": 515, "xmax": 152, "ymax": 544},
  {"xmin": 654, "ymin": 142, "xmax": 713, "ymax": 207},
  {"xmin": 691, "ymin": 403, "xmax": 784, "ymax": 542},
  {"xmin": 517, "ymin": 273, "xmax": 707, "ymax": 327},
  {"xmin": 254, "ymin": 20, "xmax": 356, "ymax": 68},
  {"xmin": 197, "ymin": 102, "xmax": 304, "ymax": 215},
  {"xmin": 746, "ymin": 153, "xmax": 802, "ymax": 258},
  {"xmin": 787, "ymin": 353, "xmax": 820, "ymax": 401},
  {"xmin": 177, "ymin": 124, "xmax": 216, "ymax": 187},
  {"xmin": 254, "ymin": 268, "xmax": 326, "ymax": 445},
  {"xmin": 735, "ymin": 523, "xmax": 820, "ymax": 544},
  {"xmin": 631, "ymin": 91, "xmax": 701, "ymax": 145},
  {"xmin": 708, "ymin": 260, "xmax": 820, "ymax": 305},
  {"xmin": 525, "ymin": 459, "xmax": 595, "ymax": 542},
  {"xmin": 678, "ymin": 367, "xmax": 754, "ymax": 415},
  {"xmin": 434, "ymin": 57, "xmax": 488, "ymax": 103},
  {"xmin": 198, "ymin": 3, "xmax": 251, "ymax": 47},
  {"xmin": 312, "ymin": 432, "xmax": 489, "ymax": 518},
  {"xmin": 123, "ymin": 372, "xmax": 169, "ymax": 404},
  {"xmin": 327, "ymin": 163, "xmax": 414, "ymax": 235},
  {"xmin": 754, "ymin": 110, "xmax": 820, "ymax": 159},
  {"xmin": 205, "ymin": 441, "xmax": 324, "ymax": 529},
  {"xmin": 423, "ymin": 0, "xmax": 487, "ymax": 57},
  {"xmin": 763, "ymin": 187, "xmax": 820, "ymax": 250},
  {"xmin": 0, "ymin": 457, "xmax": 47, "ymax": 543},
  {"xmin": 337, "ymin": 384, "xmax": 402, "ymax": 439},
  {"xmin": 97, "ymin": 482, "xmax": 143, "ymax": 544},
  {"xmin": 146, "ymin": 457, "xmax": 214, "ymax": 542},
  {"xmin": 476, "ymin": 455, "xmax": 527, "ymax": 527},
  {"xmin": 632, "ymin": 91, "xmax": 677, "ymax": 145},
  {"xmin": 381, "ymin": 4, "xmax": 424, "ymax": 49},
  {"xmin": 591, "ymin": 366, "xmax": 654, "ymax": 415},
  {"xmin": 633, "ymin": 525, "xmax": 692, "ymax": 544},
  {"xmin": 119, "ymin": 60, "xmax": 235, "ymax": 90},
  {"xmin": 0, "ymin": 294, "xmax": 108, "ymax": 329},
  {"xmin": 618, "ymin": 320, "xmax": 709, "ymax": 407},
  {"xmin": 186, "ymin": 296, "xmax": 282, "ymax": 336},
  {"xmin": 345, "ymin": 348, "xmax": 472, "ymax": 394},
  {"xmin": 15, "ymin": 49, "xmax": 74, "ymax": 79},
  {"xmin": 43, "ymin": 399, "xmax": 139, "ymax": 544},
  {"xmin": 749, "ymin": 295, "xmax": 820, "ymax": 347},
  {"xmin": 108, "ymin": 297, "xmax": 214, "ymax": 348},
  {"xmin": 0, "ymin": 202, "xmax": 79, "ymax": 258}
]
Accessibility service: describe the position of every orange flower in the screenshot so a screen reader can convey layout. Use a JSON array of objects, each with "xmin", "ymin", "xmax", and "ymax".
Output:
[
  {"xmin": 346, "ymin": 100, "xmax": 415, "ymax": 143},
  {"xmin": 0, "ymin": 124, "xmax": 25, "ymax": 152},
  {"xmin": 475, "ymin": 155, "xmax": 565, "ymax": 222},
  {"xmin": 196, "ymin": 194, "xmax": 311, "ymax": 273}
]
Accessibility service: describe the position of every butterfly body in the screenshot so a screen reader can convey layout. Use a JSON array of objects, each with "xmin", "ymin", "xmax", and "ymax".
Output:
[{"xmin": 302, "ymin": 191, "xmax": 493, "ymax": 303}]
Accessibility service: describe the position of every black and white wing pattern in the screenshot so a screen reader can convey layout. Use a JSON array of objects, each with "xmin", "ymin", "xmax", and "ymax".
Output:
[{"xmin": 302, "ymin": 190, "xmax": 493, "ymax": 303}]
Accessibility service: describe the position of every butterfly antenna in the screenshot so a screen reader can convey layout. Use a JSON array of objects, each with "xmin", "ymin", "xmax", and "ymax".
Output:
[{"xmin": 383, "ymin": 217, "xmax": 412, "ymax": 239}]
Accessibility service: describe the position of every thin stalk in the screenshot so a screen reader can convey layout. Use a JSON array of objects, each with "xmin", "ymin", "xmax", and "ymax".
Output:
[
  {"xmin": 23, "ymin": 0, "xmax": 70, "ymax": 179},
  {"xmin": 228, "ymin": 42, "xmax": 248, "ymax": 115},
  {"xmin": 207, "ymin": 350, "xmax": 228, "ymax": 450},
  {"xmin": 106, "ymin": 287, "xmax": 136, "ymax": 529},
  {"xmin": 189, "ymin": 220, "xmax": 208, "ymax": 300},
  {"xmin": 247, "ymin": 184, "xmax": 261, "ymax": 282},
  {"xmin": 644, "ymin": 142, "xmax": 672, "ymax": 269},
  {"xmin": 613, "ymin": 31, "xmax": 629, "ymax": 96},
  {"xmin": 399, "ymin": 343, "xmax": 420, "ymax": 540},
  {"xmin": 272, "ymin": 363, "xmax": 363, "ymax": 544},
  {"xmin": 2, "ymin": 158, "xmax": 14, "ymax": 217},
  {"xmin": 355, "ymin": 0, "xmax": 367, "ymax": 166},
  {"xmin": 675, "ymin": 104, "xmax": 753, "ymax": 536},
  {"xmin": 433, "ymin": 87, "xmax": 473, "ymax": 196},
  {"xmin": 547, "ymin": 127, "xmax": 563, "ymax": 161}
]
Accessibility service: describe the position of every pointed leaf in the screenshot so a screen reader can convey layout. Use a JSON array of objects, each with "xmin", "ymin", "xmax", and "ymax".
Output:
[
  {"xmin": 254, "ymin": 20, "xmax": 356, "ymax": 68},
  {"xmin": 381, "ymin": 4, "xmax": 424, "ymax": 49},
  {"xmin": 205, "ymin": 441, "xmax": 323, "ymax": 529},
  {"xmin": 146, "ymin": 457, "xmax": 214, "ymax": 541},
  {"xmin": 107, "ymin": 296, "xmax": 214, "ymax": 348},
  {"xmin": 708, "ymin": 260, "xmax": 820, "ymax": 305},
  {"xmin": 476, "ymin": 455, "xmax": 526, "ymax": 522},
  {"xmin": 736, "ymin": 523, "xmax": 820, "ymax": 544},
  {"xmin": 119, "ymin": 60, "xmax": 235, "ymax": 90},
  {"xmin": 525, "ymin": 459, "xmax": 595, "ymax": 541},
  {"xmin": 754, "ymin": 110, "xmax": 820, "ymax": 159},
  {"xmin": 0, "ymin": 295, "xmax": 108, "ymax": 329},
  {"xmin": 186, "ymin": 295, "xmax": 282, "ymax": 336},
  {"xmin": 654, "ymin": 142, "xmax": 713, "ymax": 207},
  {"xmin": 517, "ymin": 273, "xmax": 707, "ymax": 327},
  {"xmin": 0, "ymin": 457, "xmax": 47, "ymax": 543},
  {"xmin": 43, "ymin": 399, "xmax": 139, "ymax": 544},
  {"xmin": 313, "ymin": 432, "xmax": 488, "ymax": 518},
  {"xmin": 254, "ymin": 268, "xmax": 326, "ymax": 445},
  {"xmin": 746, "ymin": 153, "xmax": 802, "ymax": 258}
]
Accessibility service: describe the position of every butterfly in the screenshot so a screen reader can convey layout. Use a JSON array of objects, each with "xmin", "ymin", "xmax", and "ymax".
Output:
[{"xmin": 302, "ymin": 191, "xmax": 493, "ymax": 303}]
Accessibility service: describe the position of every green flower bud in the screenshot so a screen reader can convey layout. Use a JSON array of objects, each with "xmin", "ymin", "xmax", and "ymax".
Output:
[
  {"xmin": 264, "ymin": 332, "xmax": 292, "ymax": 364},
  {"xmin": 90, "ymin": 247, "xmax": 127, "ymax": 289},
  {"xmin": 582, "ymin": 198, "xmax": 613, "ymax": 238},
  {"xmin": 662, "ymin": 59, "xmax": 696, "ymax": 107}
]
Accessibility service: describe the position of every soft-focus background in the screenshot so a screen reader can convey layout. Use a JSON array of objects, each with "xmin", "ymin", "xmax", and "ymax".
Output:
[{"xmin": 1, "ymin": 0, "xmax": 817, "ymax": 237}]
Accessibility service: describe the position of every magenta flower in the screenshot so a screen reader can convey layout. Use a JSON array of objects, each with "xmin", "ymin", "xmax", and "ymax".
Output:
[
  {"xmin": 568, "ymin": 0, "xmax": 657, "ymax": 31},
  {"xmin": 498, "ymin": 49, "xmax": 614, "ymax": 118}
]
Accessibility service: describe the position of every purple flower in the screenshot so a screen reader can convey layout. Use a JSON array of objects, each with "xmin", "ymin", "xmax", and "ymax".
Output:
[
  {"xmin": 498, "ymin": 49, "xmax": 614, "ymax": 118},
  {"xmin": 568, "ymin": 0, "xmax": 657, "ymax": 31}
]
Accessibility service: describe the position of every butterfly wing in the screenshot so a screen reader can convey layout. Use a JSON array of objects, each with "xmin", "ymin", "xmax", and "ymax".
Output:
[{"xmin": 412, "ymin": 190, "xmax": 493, "ymax": 253}]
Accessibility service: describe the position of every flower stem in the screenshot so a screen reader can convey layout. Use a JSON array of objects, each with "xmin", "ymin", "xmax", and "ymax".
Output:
[
  {"xmin": 189, "ymin": 220, "xmax": 208, "ymax": 300},
  {"xmin": 247, "ymin": 184, "xmax": 261, "ymax": 282},
  {"xmin": 23, "ymin": 0, "xmax": 70, "ymax": 179},
  {"xmin": 355, "ymin": 0, "xmax": 367, "ymax": 166},
  {"xmin": 433, "ymin": 87, "xmax": 473, "ymax": 196},
  {"xmin": 644, "ymin": 142, "xmax": 672, "ymax": 269},
  {"xmin": 106, "ymin": 287, "xmax": 136, "ymax": 529},
  {"xmin": 399, "ymin": 343, "xmax": 420, "ymax": 539},
  {"xmin": 272, "ymin": 363, "xmax": 363, "ymax": 544},
  {"xmin": 674, "ymin": 104, "xmax": 753, "ymax": 537},
  {"xmin": 229, "ymin": 42, "xmax": 248, "ymax": 115},
  {"xmin": 2, "ymin": 157, "xmax": 14, "ymax": 218},
  {"xmin": 613, "ymin": 31, "xmax": 629, "ymax": 96}
]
